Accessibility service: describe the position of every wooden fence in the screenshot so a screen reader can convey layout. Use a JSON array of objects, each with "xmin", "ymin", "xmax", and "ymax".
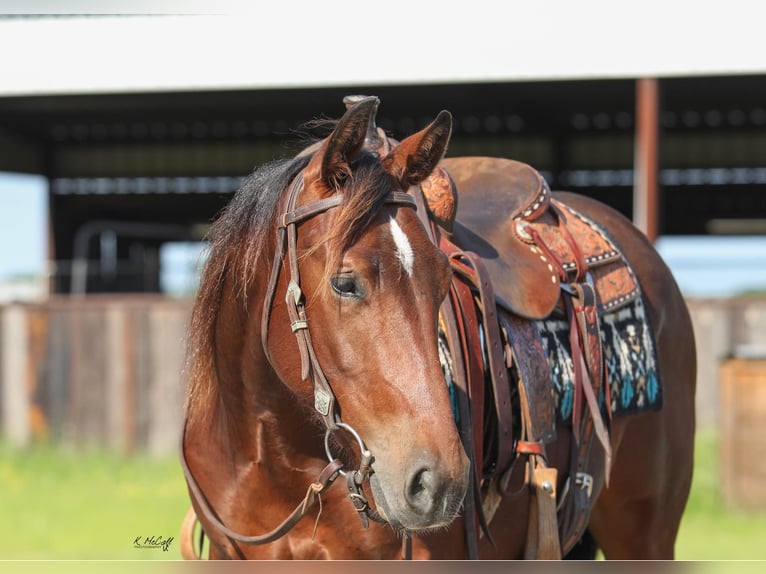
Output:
[
  {"xmin": 0, "ymin": 296, "xmax": 191, "ymax": 455},
  {"xmin": 1, "ymin": 295, "xmax": 766, "ymax": 454},
  {"xmin": 686, "ymin": 297, "xmax": 766, "ymax": 427},
  {"xmin": 719, "ymin": 358, "xmax": 766, "ymax": 510}
]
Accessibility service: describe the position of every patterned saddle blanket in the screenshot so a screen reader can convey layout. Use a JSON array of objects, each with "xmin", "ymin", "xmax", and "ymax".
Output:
[
  {"xmin": 439, "ymin": 261, "xmax": 663, "ymax": 426},
  {"xmin": 538, "ymin": 294, "xmax": 662, "ymax": 422}
]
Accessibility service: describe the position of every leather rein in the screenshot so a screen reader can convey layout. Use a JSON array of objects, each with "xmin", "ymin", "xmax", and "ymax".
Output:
[{"xmin": 180, "ymin": 169, "xmax": 418, "ymax": 552}]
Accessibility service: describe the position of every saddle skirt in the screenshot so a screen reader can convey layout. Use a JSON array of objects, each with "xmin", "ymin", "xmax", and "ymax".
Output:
[{"xmin": 515, "ymin": 203, "xmax": 640, "ymax": 315}]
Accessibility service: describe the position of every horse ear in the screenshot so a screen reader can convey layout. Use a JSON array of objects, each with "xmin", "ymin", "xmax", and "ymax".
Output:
[
  {"xmin": 321, "ymin": 96, "xmax": 379, "ymax": 189},
  {"xmin": 382, "ymin": 110, "xmax": 452, "ymax": 189}
]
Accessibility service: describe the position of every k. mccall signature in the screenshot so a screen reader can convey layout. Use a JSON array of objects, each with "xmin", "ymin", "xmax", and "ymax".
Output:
[{"xmin": 133, "ymin": 535, "xmax": 174, "ymax": 552}]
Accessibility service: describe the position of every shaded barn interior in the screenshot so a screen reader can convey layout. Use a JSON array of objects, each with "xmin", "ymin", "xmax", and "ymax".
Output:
[{"xmin": 2, "ymin": 76, "xmax": 766, "ymax": 293}]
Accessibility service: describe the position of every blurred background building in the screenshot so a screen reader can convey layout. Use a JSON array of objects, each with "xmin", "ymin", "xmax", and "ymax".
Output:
[
  {"xmin": 2, "ymin": 11, "xmax": 766, "ymax": 298},
  {"xmin": 1, "ymin": 8, "xmax": 765, "ymax": 450}
]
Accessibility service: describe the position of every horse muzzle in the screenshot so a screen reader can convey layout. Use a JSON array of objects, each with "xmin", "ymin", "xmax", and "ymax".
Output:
[{"xmin": 369, "ymin": 446, "xmax": 470, "ymax": 533}]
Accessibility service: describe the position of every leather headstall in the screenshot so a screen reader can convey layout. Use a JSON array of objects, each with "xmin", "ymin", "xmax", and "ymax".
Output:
[
  {"xmin": 259, "ymin": 172, "xmax": 417, "ymax": 431},
  {"xmin": 180, "ymin": 167, "xmax": 418, "ymax": 554}
]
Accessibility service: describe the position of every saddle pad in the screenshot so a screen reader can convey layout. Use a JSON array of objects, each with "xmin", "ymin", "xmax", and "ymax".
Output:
[
  {"xmin": 438, "ymin": 329, "xmax": 461, "ymax": 424},
  {"xmin": 536, "ymin": 295, "xmax": 663, "ymax": 422}
]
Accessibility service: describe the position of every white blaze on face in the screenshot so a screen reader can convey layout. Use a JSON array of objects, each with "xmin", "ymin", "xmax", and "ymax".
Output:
[{"xmin": 389, "ymin": 216, "xmax": 414, "ymax": 277}]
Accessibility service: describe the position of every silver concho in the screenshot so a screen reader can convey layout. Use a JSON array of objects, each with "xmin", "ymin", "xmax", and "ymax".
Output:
[
  {"xmin": 515, "ymin": 220, "xmax": 533, "ymax": 242},
  {"xmin": 314, "ymin": 388, "xmax": 331, "ymax": 416}
]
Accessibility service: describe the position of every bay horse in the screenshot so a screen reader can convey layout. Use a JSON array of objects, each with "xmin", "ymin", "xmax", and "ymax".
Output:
[{"xmin": 179, "ymin": 96, "xmax": 696, "ymax": 560}]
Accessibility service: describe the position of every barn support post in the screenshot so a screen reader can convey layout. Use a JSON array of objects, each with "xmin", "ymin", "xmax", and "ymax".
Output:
[{"xmin": 633, "ymin": 77, "xmax": 660, "ymax": 242}]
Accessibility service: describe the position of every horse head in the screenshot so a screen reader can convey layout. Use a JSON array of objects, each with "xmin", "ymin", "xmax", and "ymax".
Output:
[{"xmin": 261, "ymin": 97, "xmax": 470, "ymax": 532}]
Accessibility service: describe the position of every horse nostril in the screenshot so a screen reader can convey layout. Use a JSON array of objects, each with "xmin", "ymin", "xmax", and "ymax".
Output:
[{"xmin": 405, "ymin": 467, "xmax": 437, "ymax": 513}]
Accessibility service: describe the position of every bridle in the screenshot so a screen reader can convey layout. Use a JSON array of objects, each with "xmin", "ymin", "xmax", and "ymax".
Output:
[
  {"xmin": 260, "ymin": 172, "xmax": 416, "ymax": 429},
  {"xmin": 180, "ymin": 164, "xmax": 418, "ymax": 553}
]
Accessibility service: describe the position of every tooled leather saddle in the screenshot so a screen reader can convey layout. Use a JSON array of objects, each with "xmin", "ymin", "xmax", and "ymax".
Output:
[{"xmin": 418, "ymin": 156, "xmax": 640, "ymax": 559}]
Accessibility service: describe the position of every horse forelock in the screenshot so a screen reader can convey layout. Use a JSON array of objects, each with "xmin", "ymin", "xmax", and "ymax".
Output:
[{"xmin": 312, "ymin": 152, "xmax": 399, "ymax": 285}]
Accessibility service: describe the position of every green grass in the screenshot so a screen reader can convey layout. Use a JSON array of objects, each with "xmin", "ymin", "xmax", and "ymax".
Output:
[
  {"xmin": 676, "ymin": 428, "xmax": 766, "ymax": 559},
  {"xmin": 1, "ymin": 429, "xmax": 765, "ymax": 560},
  {"xmin": 0, "ymin": 443, "xmax": 189, "ymax": 559}
]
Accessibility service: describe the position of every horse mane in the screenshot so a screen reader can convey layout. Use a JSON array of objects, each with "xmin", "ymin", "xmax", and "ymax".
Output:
[
  {"xmin": 185, "ymin": 154, "xmax": 310, "ymax": 417},
  {"xmin": 185, "ymin": 145, "xmax": 398, "ymax": 419}
]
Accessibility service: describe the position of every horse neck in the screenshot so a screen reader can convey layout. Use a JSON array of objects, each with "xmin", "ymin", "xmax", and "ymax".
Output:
[{"xmin": 187, "ymin": 266, "xmax": 324, "ymax": 473}]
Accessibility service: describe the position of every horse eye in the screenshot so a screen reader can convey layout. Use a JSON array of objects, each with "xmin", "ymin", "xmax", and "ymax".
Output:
[{"xmin": 330, "ymin": 274, "xmax": 363, "ymax": 298}]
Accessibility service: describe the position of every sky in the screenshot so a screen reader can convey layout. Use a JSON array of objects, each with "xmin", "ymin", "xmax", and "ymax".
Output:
[
  {"xmin": 2, "ymin": 171, "xmax": 766, "ymax": 299},
  {"xmin": 0, "ymin": 172, "xmax": 47, "ymax": 279}
]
